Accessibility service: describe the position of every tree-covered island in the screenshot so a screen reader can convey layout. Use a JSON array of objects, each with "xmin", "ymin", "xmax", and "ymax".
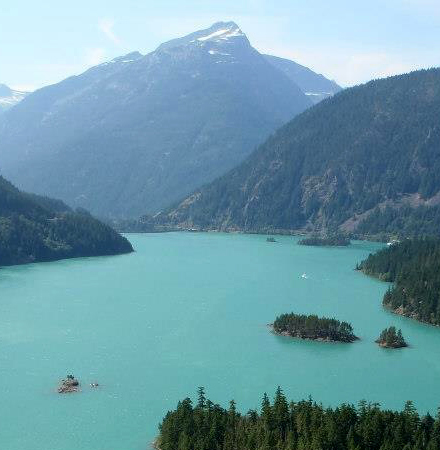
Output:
[
  {"xmin": 271, "ymin": 313, "xmax": 358, "ymax": 342},
  {"xmin": 375, "ymin": 326, "xmax": 407, "ymax": 348},
  {"xmin": 298, "ymin": 232, "xmax": 350, "ymax": 247}
]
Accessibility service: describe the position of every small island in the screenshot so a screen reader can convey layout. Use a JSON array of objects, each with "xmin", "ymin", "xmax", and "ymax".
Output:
[
  {"xmin": 375, "ymin": 326, "xmax": 407, "ymax": 348},
  {"xmin": 266, "ymin": 237, "xmax": 277, "ymax": 243},
  {"xmin": 298, "ymin": 232, "xmax": 350, "ymax": 247},
  {"xmin": 271, "ymin": 313, "xmax": 358, "ymax": 343},
  {"xmin": 58, "ymin": 374, "xmax": 80, "ymax": 393}
]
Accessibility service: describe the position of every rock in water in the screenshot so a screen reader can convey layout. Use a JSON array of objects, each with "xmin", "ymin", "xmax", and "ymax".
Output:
[{"xmin": 58, "ymin": 374, "xmax": 80, "ymax": 393}]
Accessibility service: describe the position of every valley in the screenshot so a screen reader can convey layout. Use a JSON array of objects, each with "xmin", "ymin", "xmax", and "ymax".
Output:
[{"xmin": 1, "ymin": 6, "xmax": 440, "ymax": 450}]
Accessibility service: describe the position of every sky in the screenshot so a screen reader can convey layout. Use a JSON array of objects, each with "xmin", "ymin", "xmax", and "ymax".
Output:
[{"xmin": 1, "ymin": 0, "xmax": 439, "ymax": 91}]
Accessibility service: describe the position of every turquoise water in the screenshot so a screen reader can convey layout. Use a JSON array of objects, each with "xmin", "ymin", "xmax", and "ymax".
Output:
[{"xmin": 1, "ymin": 233, "xmax": 440, "ymax": 449}]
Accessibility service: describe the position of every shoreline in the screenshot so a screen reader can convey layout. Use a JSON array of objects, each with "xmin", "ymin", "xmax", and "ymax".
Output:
[
  {"xmin": 376, "ymin": 340, "xmax": 408, "ymax": 349},
  {"xmin": 384, "ymin": 304, "xmax": 440, "ymax": 328},
  {"xmin": 358, "ymin": 273, "xmax": 440, "ymax": 329},
  {"xmin": 117, "ymin": 225, "xmax": 392, "ymax": 243},
  {"xmin": 121, "ymin": 228, "xmax": 391, "ymax": 245}
]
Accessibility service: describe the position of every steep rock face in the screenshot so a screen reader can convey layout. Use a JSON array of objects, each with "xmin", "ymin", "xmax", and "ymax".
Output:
[
  {"xmin": 0, "ymin": 22, "xmax": 318, "ymax": 218},
  {"xmin": 157, "ymin": 68, "xmax": 440, "ymax": 233}
]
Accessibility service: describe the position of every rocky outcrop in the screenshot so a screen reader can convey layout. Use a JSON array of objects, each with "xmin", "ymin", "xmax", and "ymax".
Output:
[{"xmin": 58, "ymin": 375, "xmax": 80, "ymax": 393}]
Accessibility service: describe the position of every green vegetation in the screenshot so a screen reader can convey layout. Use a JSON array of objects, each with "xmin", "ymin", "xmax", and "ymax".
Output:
[
  {"xmin": 272, "ymin": 313, "xmax": 357, "ymax": 342},
  {"xmin": 375, "ymin": 326, "xmax": 407, "ymax": 348},
  {"xmin": 155, "ymin": 68, "xmax": 440, "ymax": 236},
  {"xmin": 298, "ymin": 233, "xmax": 350, "ymax": 246},
  {"xmin": 355, "ymin": 205, "xmax": 440, "ymax": 240},
  {"xmin": 0, "ymin": 176, "xmax": 133, "ymax": 266},
  {"xmin": 157, "ymin": 387, "xmax": 440, "ymax": 450},
  {"xmin": 357, "ymin": 238, "xmax": 440, "ymax": 326}
]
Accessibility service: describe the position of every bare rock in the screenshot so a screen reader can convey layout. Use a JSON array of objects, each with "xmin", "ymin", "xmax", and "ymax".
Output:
[{"xmin": 58, "ymin": 374, "xmax": 80, "ymax": 393}]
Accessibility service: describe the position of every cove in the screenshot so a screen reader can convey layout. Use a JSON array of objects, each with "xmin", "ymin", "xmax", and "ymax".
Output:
[{"xmin": 1, "ymin": 233, "xmax": 440, "ymax": 450}]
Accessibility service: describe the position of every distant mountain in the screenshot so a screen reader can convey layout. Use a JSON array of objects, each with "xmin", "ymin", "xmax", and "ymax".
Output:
[
  {"xmin": 154, "ymin": 68, "xmax": 440, "ymax": 236},
  {"xmin": 0, "ymin": 175, "xmax": 133, "ymax": 266},
  {"xmin": 0, "ymin": 21, "xmax": 339, "ymax": 218},
  {"xmin": 0, "ymin": 84, "xmax": 28, "ymax": 113},
  {"xmin": 264, "ymin": 55, "xmax": 341, "ymax": 104}
]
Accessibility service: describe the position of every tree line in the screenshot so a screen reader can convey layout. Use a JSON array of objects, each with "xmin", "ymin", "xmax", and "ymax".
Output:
[{"xmin": 157, "ymin": 387, "xmax": 440, "ymax": 450}]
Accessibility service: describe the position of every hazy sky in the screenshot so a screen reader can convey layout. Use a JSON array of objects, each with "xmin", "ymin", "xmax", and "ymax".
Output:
[{"xmin": 2, "ymin": 0, "xmax": 439, "ymax": 91}]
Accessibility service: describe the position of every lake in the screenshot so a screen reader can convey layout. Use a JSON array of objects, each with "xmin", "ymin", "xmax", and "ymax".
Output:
[{"xmin": 1, "ymin": 233, "xmax": 440, "ymax": 450}]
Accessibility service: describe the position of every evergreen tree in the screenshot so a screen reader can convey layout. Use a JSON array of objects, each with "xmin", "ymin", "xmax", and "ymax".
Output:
[
  {"xmin": 157, "ymin": 388, "xmax": 440, "ymax": 450},
  {"xmin": 197, "ymin": 387, "xmax": 206, "ymax": 409}
]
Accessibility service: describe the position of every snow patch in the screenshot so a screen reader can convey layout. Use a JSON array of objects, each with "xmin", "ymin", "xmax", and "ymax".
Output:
[
  {"xmin": 198, "ymin": 27, "xmax": 243, "ymax": 42},
  {"xmin": 305, "ymin": 92, "xmax": 333, "ymax": 96},
  {"xmin": 208, "ymin": 50, "xmax": 231, "ymax": 56},
  {"xmin": 0, "ymin": 90, "xmax": 28, "ymax": 108}
]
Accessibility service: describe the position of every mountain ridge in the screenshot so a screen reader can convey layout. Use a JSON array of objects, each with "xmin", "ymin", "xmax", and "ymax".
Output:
[
  {"xmin": 264, "ymin": 54, "xmax": 341, "ymax": 103},
  {"xmin": 150, "ymin": 68, "xmax": 440, "ymax": 236},
  {"xmin": 0, "ymin": 22, "xmax": 339, "ymax": 218}
]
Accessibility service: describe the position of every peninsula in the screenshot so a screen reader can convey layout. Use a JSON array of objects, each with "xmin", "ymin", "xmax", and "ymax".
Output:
[{"xmin": 357, "ymin": 238, "xmax": 440, "ymax": 326}]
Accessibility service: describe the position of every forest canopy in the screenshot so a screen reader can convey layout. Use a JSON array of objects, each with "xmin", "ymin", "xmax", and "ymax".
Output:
[
  {"xmin": 0, "ymin": 176, "xmax": 133, "ymax": 266},
  {"xmin": 272, "ymin": 313, "xmax": 357, "ymax": 342},
  {"xmin": 157, "ymin": 388, "xmax": 440, "ymax": 450},
  {"xmin": 357, "ymin": 238, "xmax": 440, "ymax": 326}
]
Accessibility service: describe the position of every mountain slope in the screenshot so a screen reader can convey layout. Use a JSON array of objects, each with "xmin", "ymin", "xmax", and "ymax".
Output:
[
  {"xmin": 156, "ymin": 68, "xmax": 440, "ymax": 234},
  {"xmin": 0, "ymin": 84, "xmax": 28, "ymax": 113},
  {"xmin": 264, "ymin": 55, "xmax": 341, "ymax": 103},
  {"xmin": 0, "ymin": 22, "xmax": 319, "ymax": 218},
  {"xmin": 0, "ymin": 176, "xmax": 133, "ymax": 266}
]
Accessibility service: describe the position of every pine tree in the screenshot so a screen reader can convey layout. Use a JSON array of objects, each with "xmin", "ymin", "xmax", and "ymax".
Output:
[{"xmin": 197, "ymin": 386, "xmax": 206, "ymax": 409}]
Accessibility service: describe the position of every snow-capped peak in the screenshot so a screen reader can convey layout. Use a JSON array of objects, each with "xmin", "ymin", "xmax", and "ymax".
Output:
[
  {"xmin": 197, "ymin": 25, "xmax": 244, "ymax": 42},
  {"xmin": 157, "ymin": 21, "xmax": 247, "ymax": 52}
]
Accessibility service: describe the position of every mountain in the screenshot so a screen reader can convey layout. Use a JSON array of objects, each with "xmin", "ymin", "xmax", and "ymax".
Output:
[
  {"xmin": 264, "ymin": 55, "xmax": 341, "ymax": 103},
  {"xmin": 0, "ymin": 21, "xmax": 338, "ymax": 218},
  {"xmin": 0, "ymin": 175, "xmax": 133, "ymax": 266},
  {"xmin": 154, "ymin": 68, "xmax": 440, "ymax": 236},
  {"xmin": 0, "ymin": 84, "xmax": 28, "ymax": 113}
]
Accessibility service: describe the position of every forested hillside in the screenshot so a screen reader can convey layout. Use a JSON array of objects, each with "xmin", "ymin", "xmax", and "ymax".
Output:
[
  {"xmin": 354, "ymin": 204, "xmax": 440, "ymax": 240},
  {"xmin": 0, "ymin": 176, "xmax": 133, "ymax": 266},
  {"xmin": 358, "ymin": 238, "xmax": 440, "ymax": 326},
  {"xmin": 157, "ymin": 388, "xmax": 440, "ymax": 450},
  {"xmin": 156, "ymin": 68, "xmax": 440, "ymax": 236}
]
